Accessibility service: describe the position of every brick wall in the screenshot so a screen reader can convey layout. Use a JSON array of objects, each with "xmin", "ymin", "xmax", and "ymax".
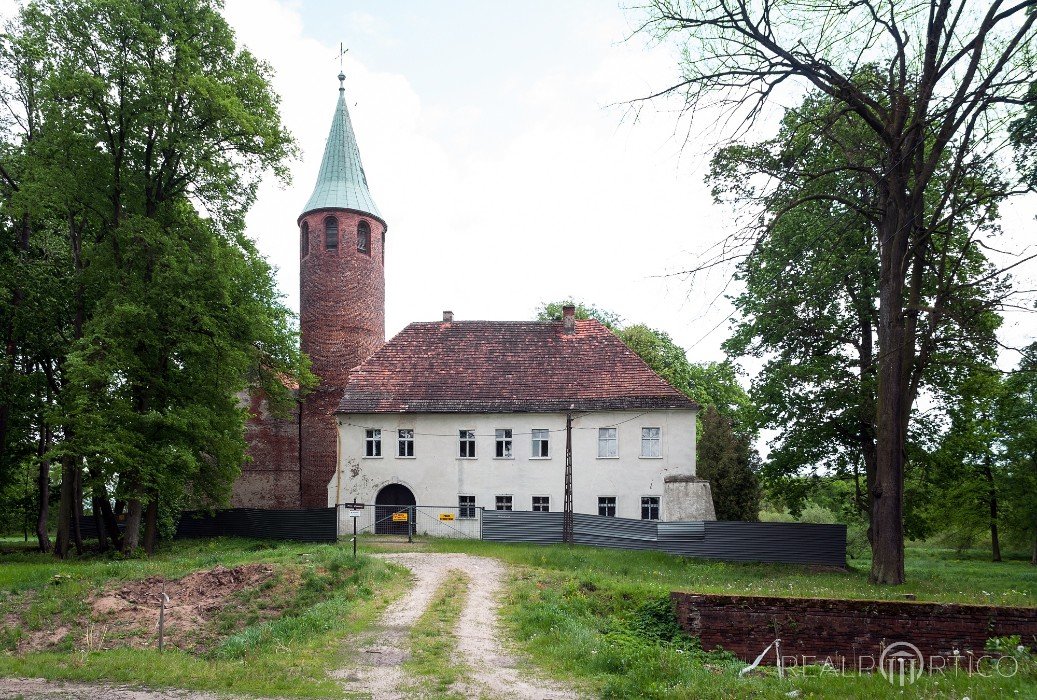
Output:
[
  {"xmin": 671, "ymin": 592, "xmax": 1037, "ymax": 665},
  {"xmin": 231, "ymin": 391, "xmax": 300, "ymax": 509},
  {"xmin": 298, "ymin": 209, "xmax": 386, "ymax": 507}
]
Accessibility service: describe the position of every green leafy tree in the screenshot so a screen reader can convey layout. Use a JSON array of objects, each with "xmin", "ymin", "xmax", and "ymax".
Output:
[
  {"xmin": 713, "ymin": 87, "xmax": 1006, "ymax": 559},
  {"xmin": 637, "ymin": 0, "xmax": 1036, "ymax": 584},
  {"xmin": 1002, "ymin": 344, "xmax": 1037, "ymax": 564},
  {"xmin": 0, "ymin": 0, "xmax": 313, "ymax": 555},
  {"xmin": 925, "ymin": 367, "xmax": 1009, "ymax": 561},
  {"xmin": 696, "ymin": 406, "xmax": 760, "ymax": 521}
]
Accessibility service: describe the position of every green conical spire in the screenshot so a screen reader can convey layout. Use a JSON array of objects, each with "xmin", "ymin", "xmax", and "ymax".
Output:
[{"xmin": 300, "ymin": 72, "xmax": 383, "ymax": 223}]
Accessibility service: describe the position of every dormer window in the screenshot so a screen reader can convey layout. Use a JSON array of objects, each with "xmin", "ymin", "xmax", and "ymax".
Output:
[
  {"xmin": 300, "ymin": 221, "xmax": 309, "ymax": 257},
  {"xmin": 324, "ymin": 217, "xmax": 338, "ymax": 251},
  {"xmin": 357, "ymin": 220, "xmax": 371, "ymax": 255}
]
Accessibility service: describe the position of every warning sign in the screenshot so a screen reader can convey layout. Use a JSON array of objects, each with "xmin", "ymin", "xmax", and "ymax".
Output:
[
  {"xmin": 438, "ymin": 513, "xmax": 455, "ymax": 521},
  {"xmin": 391, "ymin": 512, "xmax": 409, "ymax": 522}
]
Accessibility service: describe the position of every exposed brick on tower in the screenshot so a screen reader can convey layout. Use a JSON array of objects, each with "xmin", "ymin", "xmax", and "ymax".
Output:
[
  {"xmin": 235, "ymin": 70, "xmax": 387, "ymax": 509},
  {"xmin": 298, "ymin": 210, "xmax": 386, "ymax": 507}
]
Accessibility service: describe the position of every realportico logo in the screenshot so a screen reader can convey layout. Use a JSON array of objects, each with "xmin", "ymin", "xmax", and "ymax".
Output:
[
  {"xmin": 739, "ymin": 638, "xmax": 1023, "ymax": 681},
  {"xmin": 879, "ymin": 642, "xmax": 925, "ymax": 686}
]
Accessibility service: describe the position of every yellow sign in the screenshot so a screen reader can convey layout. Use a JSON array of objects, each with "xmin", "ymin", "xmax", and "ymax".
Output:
[
  {"xmin": 391, "ymin": 512, "xmax": 409, "ymax": 522},
  {"xmin": 438, "ymin": 513, "xmax": 455, "ymax": 521}
]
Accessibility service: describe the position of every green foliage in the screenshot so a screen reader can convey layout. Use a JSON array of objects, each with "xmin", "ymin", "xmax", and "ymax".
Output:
[
  {"xmin": 535, "ymin": 299, "xmax": 623, "ymax": 330},
  {"xmin": 0, "ymin": 0, "xmax": 314, "ymax": 551},
  {"xmin": 696, "ymin": 407, "xmax": 760, "ymax": 521},
  {"xmin": 714, "ymin": 87, "xmax": 1007, "ymax": 538}
]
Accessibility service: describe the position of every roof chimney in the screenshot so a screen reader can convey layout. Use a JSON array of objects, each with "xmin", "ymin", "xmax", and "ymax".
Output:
[
  {"xmin": 442, "ymin": 310, "xmax": 454, "ymax": 323},
  {"xmin": 562, "ymin": 304, "xmax": 576, "ymax": 335}
]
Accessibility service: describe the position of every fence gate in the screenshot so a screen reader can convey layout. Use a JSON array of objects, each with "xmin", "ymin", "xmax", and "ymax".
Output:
[{"xmin": 340, "ymin": 504, "xmax": 482, "ymax": 539}]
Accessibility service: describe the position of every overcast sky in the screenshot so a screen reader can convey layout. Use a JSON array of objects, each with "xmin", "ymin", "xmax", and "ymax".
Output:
[
  {"xmin": 2, "ymin": 0, "xmax": 1033, "ymax": 372},
  {"xmin": 223, "ymin": 0, "xmax": 742, "ymax": 363}
]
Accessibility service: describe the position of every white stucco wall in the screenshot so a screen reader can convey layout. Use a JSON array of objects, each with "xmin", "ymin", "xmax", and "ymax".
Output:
[{"xmin": 328, "ymin": 409, "xmax": 697, "ymax": 522}]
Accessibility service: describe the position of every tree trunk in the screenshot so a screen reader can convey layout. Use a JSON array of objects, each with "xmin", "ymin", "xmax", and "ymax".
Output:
[
  {"xmin": 122, "ymin": 498, "xmax": 143, "ymax": 555},
  {"xmin": 92, "ymin": 496, "xmax": 110, "ymax": 552},
  {"xmin": 72, "ymin": 464, "xmax": 84, "ymax": 555},
  {"xmin": 870, "ymin": 197, "xmax": 910, "ymax": 585},
  {"xmin": 982, "ymin": 456, "xmax": 1001, "ymax": 562},
  {"xmin": 53, "ymin": 457, "xmax": 76, "ymax": 558},
  {"xmin": 143, "ymin": 499, "xmax": 158, "ymax": 556},
  {"xmin": 35, "ymin": 427, "xmax": 51, "ymax": 553},
  {"xmin": 99, "ymin": 494, "xmax": 123, "ymax": 550}
]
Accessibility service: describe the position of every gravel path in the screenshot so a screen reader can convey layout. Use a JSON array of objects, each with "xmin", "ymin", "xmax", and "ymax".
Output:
[
  {"xmin": 0, "ymin": 552, "xmax": 578, "ymax": 700},
  {"xmin": 338, "ymin": 552, "xmax": 577, "ymax": 699}
]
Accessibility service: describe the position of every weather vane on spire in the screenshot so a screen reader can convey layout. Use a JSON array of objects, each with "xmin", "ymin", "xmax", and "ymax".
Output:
[{"xmin": 336, "ymin": 42, "xmax": 349, "ymax": 88}]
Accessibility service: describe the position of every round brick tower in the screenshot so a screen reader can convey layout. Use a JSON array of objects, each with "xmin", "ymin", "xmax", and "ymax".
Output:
[{"xmin": 298, "ymin": 72, "xmax": 387, "ymax": 507}]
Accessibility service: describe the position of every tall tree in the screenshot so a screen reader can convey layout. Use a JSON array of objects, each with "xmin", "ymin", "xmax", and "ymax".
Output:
[
  {"xmin": 715, "ymin": 89, "xmax": 1006, "ymax": 541},
  {"xmin": 697, "ymin": 406, "xmax": 761, "ymax": 520},
  {"xmin": 637, "ymin": 1, "xmax": 1036, "ymax": 583},
  {"xmin": 0, "ymin": 0, "xmax": 312, "ymax": 555}
]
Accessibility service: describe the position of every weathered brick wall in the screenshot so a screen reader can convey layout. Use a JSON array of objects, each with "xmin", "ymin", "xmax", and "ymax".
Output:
[
  {"xmin": 298, "ymin": 209, "xmax": 386, "ymax": 507},
  {"xmin": 672, "ymin": 592, "xmax": 1037, "ymax": 665},
  {"xmin": 231, "ymin": 391, "xmax": 301, "ymax": 509}
]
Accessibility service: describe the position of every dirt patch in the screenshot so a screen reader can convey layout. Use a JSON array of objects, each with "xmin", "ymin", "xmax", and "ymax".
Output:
[{"xmin": 16, "ymin": 564, "xmax": 281, "ymax": 654}]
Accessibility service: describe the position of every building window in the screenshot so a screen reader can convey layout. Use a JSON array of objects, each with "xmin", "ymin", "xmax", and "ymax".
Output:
[
  {"xmin": 357, "ymin": 220, "xmax": 371, "ymax": 255},
  {"xmin": 458, "ymin": 495, "xmax": 476, "ymax": 519},
  {"xmin": 300, "ymin": 221, "xmax": 309, "ymax": 257},
  {"xmin": 495, "ymin": 429, "xmax": 513, "ymax": 458},
  {"xmin": 364, "ymin": 429, "xmax": 381, "ymax": 457},
  {"xmin": 532, "ymin": 496, "xmax": 550, "ymax": 512},
  {"xmin": 459, "ymin": 429, "xmax": 476, "ymax": 458},
  {"xmin": 531, "ymin": 429, "xmax": 550, "ymax": 458},
  {"xmin": 381, "ymin": 231, "xmax": 386, "ymax": 265},
  {"xmin": 598, "ymin": 427, "xmax": 618, "ymax": 458},
  {"xmin": 641, "ymin": 496, "xmax": 660, "ymax": 521},
  {"xmin": 598, "ymin": 496, "xmax": 616, "ymax": 517},
  {"xmin": 495, "ymin": 495, "xmax": 513, "ymax": 511},
  {"xmin": 397, "ymin": 429, "xmax": 414, "ymax": 457},
  {"xmin": 641, "ymin": 427, "xmax": 662, "ymax": 458},
  {"xmin": 324, "ymin": 216, "xmax": 338, "ymax": 250}
]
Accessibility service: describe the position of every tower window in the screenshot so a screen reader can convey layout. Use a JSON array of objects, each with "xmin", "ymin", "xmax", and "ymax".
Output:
[
  {"xmin": 300, "ymin": 221, "xmax": 309, "ymax": 258},
  {"xmin": 324, "ymin": 217, "xmax": 338, "ymax": 251},
  {"xmin": 357, "ymin": 220, "xmax": 371, "ymax": 255}
]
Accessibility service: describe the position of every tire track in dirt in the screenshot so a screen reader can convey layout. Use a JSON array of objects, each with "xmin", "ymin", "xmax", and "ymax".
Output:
[{"xmin": 339, "ymin": 553, "xmax": 577, "ymax": 700}]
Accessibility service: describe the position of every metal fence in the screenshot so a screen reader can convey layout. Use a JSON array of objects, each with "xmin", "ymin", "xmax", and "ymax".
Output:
[
  {"xmin": 176, "ymin": 508, "xmax": 338, "ymax": 542},
  {"xmin": 338, "ymin": 504, "xmax": 482, "ymax": 539},
  {"xmin": 481, "ymin": 510, "xmax": 846, "ymax": 566}
]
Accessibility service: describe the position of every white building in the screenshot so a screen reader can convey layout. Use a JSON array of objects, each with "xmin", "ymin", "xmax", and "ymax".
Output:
[{"xmin": 329, "ymin": 307, "xmax": 716, "ymax": 534}]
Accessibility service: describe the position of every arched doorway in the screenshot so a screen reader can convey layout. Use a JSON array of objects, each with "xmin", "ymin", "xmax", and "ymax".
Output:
[{"xmin": 374, "ymin": 483, "xmax": 416, "ymax": 535}]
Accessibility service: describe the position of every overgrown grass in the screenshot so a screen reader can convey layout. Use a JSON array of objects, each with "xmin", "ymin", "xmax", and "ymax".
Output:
[
  {"xmin": 411, "ymin": 538, "xmax": 1036, "ymax": 607},
  {"xmin": 403, "ymin": 572, "xmax": 469, "ymax": 698},
  {"xmin": 404, "ymin": 537, "xmax": 1037, "ymax": 699},
  {"xmin": 0, "ymin": 538, "xmax": 409, "ymax": 697}
]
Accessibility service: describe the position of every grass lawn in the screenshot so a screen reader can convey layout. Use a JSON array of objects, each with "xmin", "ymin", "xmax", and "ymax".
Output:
[
  {"xmin": 0, "ymin": 537, "xmax": 409, "ymax": 697},
  {"xmin": 400, "ymin": 537, "xmax": 1037, "ymax": 699},
  {"xmin": 1, "ymin": 535, "xmax": 1034, "ymax": 699}
]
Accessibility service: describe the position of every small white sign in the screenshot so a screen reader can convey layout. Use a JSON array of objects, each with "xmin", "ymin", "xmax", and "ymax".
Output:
[{"xmin": 348, "ymin": 510, "xmax": 363, "ymax": 518}]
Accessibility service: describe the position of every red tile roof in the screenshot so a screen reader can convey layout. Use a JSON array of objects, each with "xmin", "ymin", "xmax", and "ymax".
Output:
[{"xmin": 336, "ymin": 319, "xmax": 699, "ymax": 414}]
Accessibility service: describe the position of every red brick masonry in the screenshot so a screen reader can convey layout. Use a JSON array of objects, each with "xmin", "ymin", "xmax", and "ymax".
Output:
[{"xmin": 671, "ymin": 592, "xmax": 1037, "ymax": 666}]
